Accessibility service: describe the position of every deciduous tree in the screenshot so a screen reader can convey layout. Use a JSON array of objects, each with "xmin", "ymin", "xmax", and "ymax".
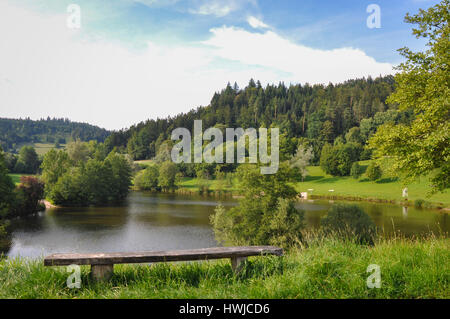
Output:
[{"xmin": 369, "ymin": 0, "xmax": 450, "ymax": 192}]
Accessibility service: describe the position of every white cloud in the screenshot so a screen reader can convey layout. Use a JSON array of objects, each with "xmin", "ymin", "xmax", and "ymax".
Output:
[
  {"xmin": 247, "ymin": 16, "xmax": 269, "ymax": 29},
  {"xmin": 0, "ymin": 2, "xmax": 393, "ymax": 130},
  {"xmin": 203, "ymin": 26, "xmax": 393, "ymax": 84},
  {"xmin": 133, "ymin": 0, "xmax": 181, "ymax": 7},
  {"xmin": 189, "ymin": 2, "xmax": 233, "ymax": 17},
  {"xmin": 188, "ymin": 0, "xmax": 256, "ymax": 17}
]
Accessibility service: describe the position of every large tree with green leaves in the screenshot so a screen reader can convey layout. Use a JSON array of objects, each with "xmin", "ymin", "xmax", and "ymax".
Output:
[
  {"xmin": 15, "ymin": 146, "xmax": 40, "ymax": 174},
  {"xmin": 369, "ymin": 0, "xmax": 449, "ymax": 193},
  {"xmin": 210, "ymin": 163, "xmax": 304, "ymax": 248}
]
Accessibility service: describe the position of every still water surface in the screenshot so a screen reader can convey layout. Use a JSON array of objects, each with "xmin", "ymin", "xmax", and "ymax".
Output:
[{"xmin": 4, "ymin": 192, "xmax": 448, "ymax": 258}]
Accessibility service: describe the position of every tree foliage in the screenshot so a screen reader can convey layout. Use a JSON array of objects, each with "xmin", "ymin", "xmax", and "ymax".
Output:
[
  {"xmin": 0, "ymin": 149, "xmax": 15, "ymax": 218},
  {"xmin": 105, "ymin": 77, "xmax": 397, "ymax": 163},
  {"xmin": 15, "ymin": 146, "xmax": 40, "ymax": 174},
  {"xmin": 12, "ymin": 176, "xmax": 45, "ymax": 218},
  {"xmin": 366, "ymin": 162, "xmax": 382, "ymax": 181},
  {"xmin": 320, "ymin": 143, "xmax": 361, "ymax": 176},
  {"xmin": 350, "ymin": 162, "xmax": 363, "ymax": 179},
  {"xmin": 210, "ymin": 163, "xmax": 304, "ymax": 249},
  {"xmin": 0, "ymin": 117, "xmax": 109, "ymax": 153},
  {"xmin": 290, "ymin": 144, "xmax": 314, "ymax": 181},
  {"xmin": 158, "ymin": 161, "xmax": 177, "ymax": 190},
  {"xmin": 369, "ymin": 0, "xmax": 450, "ymax": 193},
  {"xmin": 134, "ymin": 166, "xmax": 159, "ymax": 191},
  {"xmin": 42, "ymin": 142, "xmax": 132, "ymax": 206}
]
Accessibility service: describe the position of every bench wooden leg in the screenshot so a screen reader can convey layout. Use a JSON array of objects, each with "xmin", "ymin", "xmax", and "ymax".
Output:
[
  {"xmin": 91, "ymin": 264, "xmax": 114, "ymax": 281},
  {"xmin": 231, "ymin": 257, "xmax": 247, "ymax": 274}
]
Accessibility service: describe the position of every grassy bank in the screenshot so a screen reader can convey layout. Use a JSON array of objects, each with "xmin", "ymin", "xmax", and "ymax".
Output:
[
  {"xmin": 175, "ymin": 164, "xmax": 449, "ymax": 207},
  {"xmin": 294, "ymin": 165, "xmax": 449, "ymax": 208},
  {"xmin": 1, "ymin": 236, "xmax": 448, "ymax": 299}
]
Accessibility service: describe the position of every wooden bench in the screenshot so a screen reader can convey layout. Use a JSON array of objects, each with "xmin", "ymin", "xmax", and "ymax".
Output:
[{"xmin": 44, "ymin": 246, "xmax": 283, "ymax": 281}]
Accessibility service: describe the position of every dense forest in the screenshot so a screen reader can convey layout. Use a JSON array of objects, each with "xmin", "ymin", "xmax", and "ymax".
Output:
[
  {"xmin": 105, "ymin": 75, "xmax": 413, "ymax": 164},
  {"xmin": 0, "ymin": 117, "xmax": 110, "ymax": 152}
]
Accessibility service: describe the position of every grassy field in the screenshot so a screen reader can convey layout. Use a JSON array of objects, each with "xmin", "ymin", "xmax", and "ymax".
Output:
[
  {"xmin": 8, "ymin": 174, "xmax": 26, "ymax": 186},
  {"xmin": 176, "ymin": 164, "xmax": 450, "ymax": 207},
  {"xmin": 295, "ymin": 165, "xmax": 450, "ymax": 207},
  {"xmin": 16, "ymin": 142, "xmax": 66, "ymax": 156},
  {"xmin": 178, "ymin": 177, "xmax": 239, "ymax": 192},
  {"xmin": 134, "ymin": 159, "xmax": 155, "ymax": 167},
  {"xmin": 0, "ymin": 236, "xmax": 448, "ymax": 299},
  {"xmin": 8, "ymin": 174, "xmax": 38, "ymax": 186}
]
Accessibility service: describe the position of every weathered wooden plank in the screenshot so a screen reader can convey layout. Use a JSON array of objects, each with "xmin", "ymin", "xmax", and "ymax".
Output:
[
  {"xmin": 231, "ymin": 256, "xmax": 247, "ymax": 274},
  {"xmin": 44, "ymin": 246, "xmax": 283, "ymax": 266},
  {"xmin": 91, "ymin": 265, "xmax": 114, "ymax": 281}
]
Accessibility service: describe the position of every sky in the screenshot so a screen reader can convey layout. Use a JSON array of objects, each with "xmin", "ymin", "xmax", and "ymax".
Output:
[{"xmin": 0, "ymin": 0, "xmax": 440, "ymax": 130}]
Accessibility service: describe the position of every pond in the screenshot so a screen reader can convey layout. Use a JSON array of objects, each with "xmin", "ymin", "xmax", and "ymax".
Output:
[{"xmin": 3, "ymin": 191, "xmax": 448, "ymax": 258}]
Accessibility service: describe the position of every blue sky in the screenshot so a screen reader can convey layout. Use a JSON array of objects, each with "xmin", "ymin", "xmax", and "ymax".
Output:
[{"xmin": 0, "ymin": 0, "xmax": 440, "ymax": 129}]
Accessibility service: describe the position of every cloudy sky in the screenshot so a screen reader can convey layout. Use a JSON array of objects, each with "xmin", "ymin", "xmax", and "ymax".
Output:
[{"xmin": 0, "ymin": 0, "xmax": 439, "ymax": 130}]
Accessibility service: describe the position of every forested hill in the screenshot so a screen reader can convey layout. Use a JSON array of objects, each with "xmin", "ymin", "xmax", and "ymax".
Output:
[
  {"xmin": 106, "ymin": 75, "xmax": 412, "ymax": 162},
  {"xmin": 0, "ymin": 117, "xmax": 110, "ymax": 152}
]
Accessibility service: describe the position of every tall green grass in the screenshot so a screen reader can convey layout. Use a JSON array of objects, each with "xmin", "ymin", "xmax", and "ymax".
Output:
[{"xmin": 1, "ymin": 235, "xmax": 448, "ymax": 299}]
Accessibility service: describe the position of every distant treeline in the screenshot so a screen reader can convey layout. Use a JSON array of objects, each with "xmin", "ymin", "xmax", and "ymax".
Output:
[
  {"xmin": 0, "ymin": 117, "xmax": 110, "ymax": 152},
  {"xmin": 105, "ymin": 75, "xmax": 413, "ymax": 163}
]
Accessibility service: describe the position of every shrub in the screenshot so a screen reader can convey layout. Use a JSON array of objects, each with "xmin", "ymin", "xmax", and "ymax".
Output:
[
  {"xmin": 414, "ymin": 199, "xmax": 432, "ymax": 209},
  {"xmin": 350, "ymin": 162, "xmax": 362, "ymax": 179},
  {"xmin": 366, "ymin": 162, "xmax": 382, "ymax": 181},
  {"xmin": 320, "ymin": 143, "xmax": 361, "ymax": 176},
  {"xmin": 0, "ymin": 150, "xmax": 16, "ymax": 218},
  {"xmin": 414, "ymin": 199, "xmax": 425, "ymax": 208},
  {"xmin": 158, "ymin": 161, "xmax": 177, "ymax": 190},
  {"xmin": 210, "ymin": 163, "xmax": 304, "ymax": 249},
  {"xmin": 320, "ymin": 204, "xmax": 376, "ymax": 245},
  {"xmin": 198, "ymin": 178, "xmax": 210, "ymax": 195},
  {"xmin": 0, "ymin": 220, "xmax": 11, "ymax": 256},
  {"xmin": 268, "ymin": 199, "xmax": 305, "ymax": 248},
  {"xmin": 11, "ymin": 176, "xmax": 44, "ymax": 218},
  {"xmin": 134, "ymin": 166, "xmax": 159, "ymax": 190},
  {"xmin": 360, "ymin": 148, "xmax": 373, "ymax": 161}
]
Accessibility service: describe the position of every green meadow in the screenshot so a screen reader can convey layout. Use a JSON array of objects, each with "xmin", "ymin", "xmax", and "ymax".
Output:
[
  {"xmin": 294, "ymin": 165, "xmax": 449, "ymax": 207},
  {"xmin": 16, "ymin": 142, "xmax": 66, "ymax": 156},
  {"xmin": 8, "ymin": 174, "xmax": 24, "ymax": 186},
  {"xmin": 1, "ymin": 235, "xmax": 447, "ymax": 299},
  {"xmin": 175, "ymin": 164, "xmax": 449, "ymax": 207}
]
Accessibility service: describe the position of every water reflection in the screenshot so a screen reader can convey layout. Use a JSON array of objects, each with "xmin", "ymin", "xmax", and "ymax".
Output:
[
  {"xmin": 402, "ymin": 206, "xmax": 408, "ymax": 219},
  {"xmin": 6, "ymin": 192, "xmax": 449, "ymax": 258}
]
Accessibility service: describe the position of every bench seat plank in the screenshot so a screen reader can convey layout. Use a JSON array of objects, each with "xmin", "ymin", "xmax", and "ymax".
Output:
[{"xmin": 44, "ymin": 246, "xmax": 283, "ymax": 266}]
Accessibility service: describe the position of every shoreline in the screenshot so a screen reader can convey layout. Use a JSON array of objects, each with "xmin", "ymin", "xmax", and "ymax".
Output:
[
  {"xmin": 40, "ymin": 200, "xmax": 59, "ymax": 209},
  {"xmin": 40, "ymin": 189, "xmax": 449, "ymax": 211},
  {"xmin": 147, "ymin": 188, "xmax": 450, "ymax": 211}
]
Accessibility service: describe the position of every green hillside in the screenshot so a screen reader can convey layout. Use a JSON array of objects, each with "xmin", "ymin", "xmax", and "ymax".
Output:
[{"xmin": 0, "ymin": 117, "xmax": 110, "ymax": 153}]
